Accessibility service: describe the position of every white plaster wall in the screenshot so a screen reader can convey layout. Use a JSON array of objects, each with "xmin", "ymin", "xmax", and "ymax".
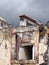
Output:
[
  {"xmin": 40, "ymin": 34, "xmax": 48, "ymax": 44},
  {"xmin": 0, "ymin": 39, "xmax": 11, "ymax": 65},
  {"xmin": 32, "ymin": 46, "xmax": 34, "ymax": 60},
  {"xmin": 19, "ymin": 47, "xmax": 27, "ymax": 60},
  {"xmin": 39, "ymin": 43, "xmax": 47, "ymax": 64},
  {"xmin": 19, "ymin": 19, "xmax": 26, "ymax": 26},
  {"xmin": 17, "ymin": 33, "xmax": 22, "ymax": 39},
  {"xmin": 39, "ymin": 34, "xmax": 48, "ymax": 64}
]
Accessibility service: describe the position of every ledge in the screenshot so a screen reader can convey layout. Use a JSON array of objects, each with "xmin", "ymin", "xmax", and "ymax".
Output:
[
  {"xmin": 11, "ymin": 60, "xmax": 37, "ymax": 64},
  {"xmin": 16, "ymin": 26, "xmax": 39, "ymax": 33},
  {"xmin": 20, "ymin": 43, "xmax": 33, "ymax": 47}
]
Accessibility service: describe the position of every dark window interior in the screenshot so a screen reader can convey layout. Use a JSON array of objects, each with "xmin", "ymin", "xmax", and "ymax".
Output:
[
  {"xmin": 23, "ymin": 46, "xmax": 33, "ymax": 60},
  {"xmin": 27, "ymin": 22, "xmax": 33, "ymax": 26},
  {"xmin": 20, "ymin": 17, "xmax": 24, "ymax": 21},
  {"xmin": 1, "ymin": 22, "xmax": 3, "ymax": 26}
]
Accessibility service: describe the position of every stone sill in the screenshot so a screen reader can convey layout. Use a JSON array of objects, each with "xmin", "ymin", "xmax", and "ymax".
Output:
[
  {"xmin": 20, "ymin": 43, "xmax": 33, "ymax": 47},
  {"xmin": 11, "ymin": 60, "xmax": 37, "ymax": 64}
]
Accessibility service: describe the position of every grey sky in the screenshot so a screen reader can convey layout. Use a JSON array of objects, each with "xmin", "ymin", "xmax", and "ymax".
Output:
[{"xmin": 0, "ymin": 0, "xmax": 49, "ymax": 26}]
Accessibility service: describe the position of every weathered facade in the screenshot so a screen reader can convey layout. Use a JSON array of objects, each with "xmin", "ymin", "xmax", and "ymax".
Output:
[
  {"xmin": 0, "ymin": 17, "xmax": 12, "ymax": 65},
  {"xmin": 11, "ymin": 15, "xmax": 48, "ymax": 65},
  {"xmin": 0, "ymin": 15, "xmax": 48, "ymax": 65}
]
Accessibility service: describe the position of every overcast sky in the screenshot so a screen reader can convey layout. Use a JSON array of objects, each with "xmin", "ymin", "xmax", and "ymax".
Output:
[{"xmin": 0, "ymin": 0, "xmax": 49, "ymax": 26}]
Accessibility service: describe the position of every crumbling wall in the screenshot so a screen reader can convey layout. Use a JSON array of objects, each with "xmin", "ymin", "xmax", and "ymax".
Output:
[
  {"xmin": 0, "ymin": 29, "xmax": 11, "ymax": 65},
  {"xmin": 18, "ymin": 31, "xmax": 34, "ymax": 60},
  {"xmin": 11, "ymin": 34, "xmax": 16, "ymax": 60},
  {"xmin": 34, "ymin": 31, "xmax": 39, "ymax": 63},
  {"xmin": 39, "ymin": 33, "xmax": 48, "ymax": 64}
]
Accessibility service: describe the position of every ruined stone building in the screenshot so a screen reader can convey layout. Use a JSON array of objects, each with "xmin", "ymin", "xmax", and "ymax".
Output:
[
  {"xmin": 0, "ymin": 15, "xmax": 49, "ymax": 65},
  {"xmin": 11, "ymin": 15, "xmax": 48, "ymax": 65}
]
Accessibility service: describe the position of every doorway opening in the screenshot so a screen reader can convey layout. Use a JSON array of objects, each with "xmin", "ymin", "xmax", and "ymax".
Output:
[{"xmin": 19, "ymin": 46, "xmax": 33, "ymax": 60}]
